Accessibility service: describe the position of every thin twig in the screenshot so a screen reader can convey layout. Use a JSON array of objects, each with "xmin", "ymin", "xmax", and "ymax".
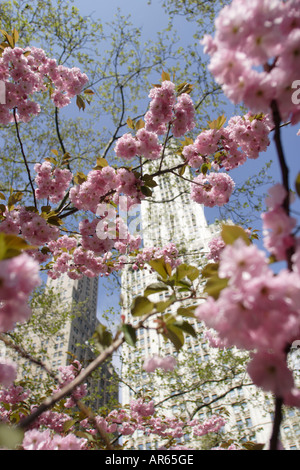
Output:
[
  {"xmin": 269, "ymin": 397, "xmax": 283, "ymax": 450},
  {"xmin": 0, "ymin": 333, "xmax": 57, "ymax": 381},
  {"xmin": 18, "ymin": 311, "xmax": 154, "ymax": 431},
  {"xmin": 55, "ymin": 107, "xmax": 67, "ymax": 155},
  {"xmin": 13, "ymin": 108, "xmax": 37, "ymax": 208},
  {"xmin": 18, "ymin": 335, "xmax": 124, "ymax": 431},
  {"xmin": 268, "ymin": 99, "xmax": 294, "ymax": 450}
]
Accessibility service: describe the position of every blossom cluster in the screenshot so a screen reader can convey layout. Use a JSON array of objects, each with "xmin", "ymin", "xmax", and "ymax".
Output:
[
  {"xmin": 0, "ymin": 205, "xmax": 60, "ymax": 247},
  {"xmin": 190, "ymin": 172, "xmax": 235, "ymax": 208},
  {"xmin": 0, "ymin": 252, "xmax": 41, "ymax": 334},
  {"xmin": 196, "ymin": 233, "xmax": 300, "ymax": 402},
  {"xmin": 69, "ymin": 167, "xmax": 146, "ymax": 214},
  {"xmin": 95, "ymin": 398, "xmax": 225, "ymax": 444},
  {"xmin": 114, "ymin": 128, "xmax": 162, "ymax": 161},
  {"xmin": 0, "ymin": 383, "xmax": 227, "ymax": 450},
  {"xmin": 206, "ymin": 235, "xmax": 226, "ymax": 262},
  {"xmin": 183, "ymin": 113, "xmax": 271, "ymax": 171},
  {"xmin": 53, "ymin": 360, "xmax": 87, "ymax": 408},
  {"xmin": 133, "ymin": 242, "xmax": 182, "ymax": 271},
  {"xmin": 0, "ymin": 384, "xmax": 30, "ymax": 409},
  {"xmin": 143, "ymin": 354, "xmax": 177, "ymax": 373},
  {"xmin": 46, "ymin": 234, "xmax": 180, "ymax": 281},
  {"xmin": 0, "ymin": 382, "xmax": 87, "ymax": 449},
  {"xmin": 34, "ymin": 161, "xmax": 72, "ymax": 204},
  {"xmin": 202, "ymin": 0, "xmax": 300, "ymax": 123},
  {"xmin": 22, "ymin": 429, "xmax": 87, "ymax": 450},
  {"xmin": 114, "ymin": 80, "xmax": 195, "ymax": 162},
  {"xmin": 0, "ymin": 46, "xmax": 88, "ymax": 124},
  {"xmin": 0, "ymin": 360, "xmax": 17, "ymax": 388},
  {"xmin": 144, "ymin": 80, "xmax": 194, "ymax": 136},
  {"xmin": 189, "ymin": 415, "xmax": 225, "ymax": 437},
  {"xmin": 262, "ymin": 183, "xmax": 297, "ymax": 261}
]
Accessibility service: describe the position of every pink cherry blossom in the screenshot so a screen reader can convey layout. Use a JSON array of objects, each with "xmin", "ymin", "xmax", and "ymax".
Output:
[
  {"xmin": 247, "ymin": 351, "xmax": 295, "ymax": 397},
  {"xmin": 190, "ymin": 172, "xmax": 235, "ymax": 207},
  {"xmin": 0, "ymin": 46, "xmax": 88, "ymax": 124},
  {"xmin": 143, "ymin": 354, "xmax": 176, "ymax": 372},
  {"xmin": 34, "ymin": 161, "xmax": 72, "ymax": 204},
  {"xmin": 0, "ymin": 360, "xmax": 17, "ymax": 387},
  {"xmin": 0, "ymin": 253, "xmax": 41, "ymax": 332},
  {"xmin": 202, "ymin": 0, "xmax": 300, "ymax": 123}
]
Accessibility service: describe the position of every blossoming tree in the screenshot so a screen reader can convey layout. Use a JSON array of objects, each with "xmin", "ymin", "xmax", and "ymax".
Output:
[{"xmin": 0, "ymin": 0, "xmax": 300, "ymax": 451}]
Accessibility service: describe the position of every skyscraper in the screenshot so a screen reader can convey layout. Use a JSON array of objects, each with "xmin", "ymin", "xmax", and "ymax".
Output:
[
  {"xmin": 9, "ymin": 272, "xmax": 118, "ymax": 411},
  {"xmin": 120, "ymin": 156, "xmax": 300, "ymax": 450}
]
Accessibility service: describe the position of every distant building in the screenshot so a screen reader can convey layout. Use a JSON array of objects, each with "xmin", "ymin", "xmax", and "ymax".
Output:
[
  {"xmin": 11, "ymin": 273, "xmax": 118, "ymax": 411},
  {"xmin": 120, "ymin": 155, "xmax": 300, "ymax": 450}
]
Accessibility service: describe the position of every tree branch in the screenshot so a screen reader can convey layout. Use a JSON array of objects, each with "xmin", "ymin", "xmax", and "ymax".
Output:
[{"xmin": 13, "ymin": 108, "xmax": 37, "ymax": 208}]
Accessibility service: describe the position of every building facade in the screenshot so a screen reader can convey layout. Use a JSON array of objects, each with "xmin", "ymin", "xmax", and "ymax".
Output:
[
  {"xmin": 8, "ymin": 272, "xmax": 118, "ymax": 411},
  {"xmin": 120, "ymin": 156, "xmax": 300, "ymax": 450}
]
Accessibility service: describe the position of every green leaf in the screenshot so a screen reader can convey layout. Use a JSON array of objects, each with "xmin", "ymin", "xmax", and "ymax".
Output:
[
  {"xmin": 0, "ymin": 233, "xmax": 36, "ymax": 260},
  {"xmin": 46, "ymin": 216, "xmax": 63, "ymax": 226},
  {"xmin": 140, "ymin": 185, "xmax": 153, "ymax": 197},
  {"xmin": 204, "ymin": 275, "xmax": 228, "ymax": 300},
  {"xmin": 200, "ymin": 162, "xmax": 211, "ymax": 175},
  {"xmin": 0, "ymin": 423, "xmax": 24, "ymax": 449},
  {"xmin": 201, "ymin": 263, "xmax": 219, "ymax": 278},
  {"xmin": 208, "ymin": 114, "xmax": 226, "ymax": 130},
  {"xmin": 76, "ymin": 94, "xmax": 85, "ymax": 111},
  {"xmin": 135, "ymin": 119, "xmax": 145, "ymax": 130},
  {"xmin": 83, "ymin": 88, "xmax": 94, "ymax": 95},
  {"xmin": 295, "ymin": 172, "xmax": 300, "ymax": 197},
  {"xmin": 4, "ymin": 33, "xmax": 14, "ymax": 48},
  {"xmin": 163, "ymin": 324, "xmax": 184, "ymax": 351},
  {"xmin": 154, "ymin": 294, "xmax": 176, "ymax": 313},
  {"xmin": 7, "ymin": 192, "xmax": 23, "ymax": 210},
  {"xmin": 44, "ymin": 156, "xmax": 57, "ymax": 165},
  {"xmin": 63, "ymin": 419, "xmax": 77, "ymax": 433},
  {"xmin": 74, "ymin": 171, "xmax": 87, "ymax": 185},
  {"xmin": 13, "ymin": 29, "xmax": 20, "ymax": 45},
  {"xmin": 172, "ymin": 320, "xmax": 197, "ymax": 338},
  {"xmin": 161, "ymin": 70, "xmax": 171, "ymax": 81},
  {"xmin": 142, "ymin": 174, "xmax": 157, "ymax": 188},
  {"xmin": 176, "ymin": 82, "xmax": 193, "ymax": 95},
  {"xmin": 121, "ymin": 324, "xmax": 137, "ymax": 347},
  {"xmin": 131, "ymin": 296, "xmax": 154, "ymax": 316},
  {"xmin": 148, "ymin": 258, "xmax": 172, "ymax": 279},
  {"xmin": 144, "ymin": 282, "xmax": 169, "ymax": 297},
  {"xmin": 179, "ymin": 164, "xmax": 187, "ymax": 176},
  {"xmin": 177, "ymin": 306, "xmax": 196, "ymax": 318},
  {"xmin": 62, "ymin": 152, "xmax": 72, "ymax": 162},
  {"xmin": 248, "ymin": 113, "xmax": 264, "ymax": 122},
  {"xmin": 126, "ymin": 117, "xmax": 135, "ymax": 129},
  {"xmin": 41, "ymin": 205, "xmax": 52, "ymax": 213},
  {"xmin": 221, "ymin": 224, "xmax": 251, "ymax": 246},
  {"xmin": 92, "ymin": 324, "xmax": 113, "ymax": 352},
  {"xmin": 242, "ymin": 441, "xmax": 264, "ymax": 451},
  {"xmin": 0, "ymin": 192, "xmax": 5, "ymax": 200},
  {"xmin": 96, "ymin": 157, "xmax": 108, "ymax": 168},
  {"xmin": 175, "ymin": 263, "xmax": 200, "ymax": 282}
]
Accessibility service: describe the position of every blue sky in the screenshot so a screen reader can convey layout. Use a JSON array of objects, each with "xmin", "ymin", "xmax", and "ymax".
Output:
[{"xmin": 69, "ymin": 1, "xmax": 300, "ymax": 320}]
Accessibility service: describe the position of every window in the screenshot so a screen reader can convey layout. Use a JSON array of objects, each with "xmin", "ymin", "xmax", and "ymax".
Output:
[{"xmin": 246, "ymin": 417, "xmax": 252, "ymax": 427}]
